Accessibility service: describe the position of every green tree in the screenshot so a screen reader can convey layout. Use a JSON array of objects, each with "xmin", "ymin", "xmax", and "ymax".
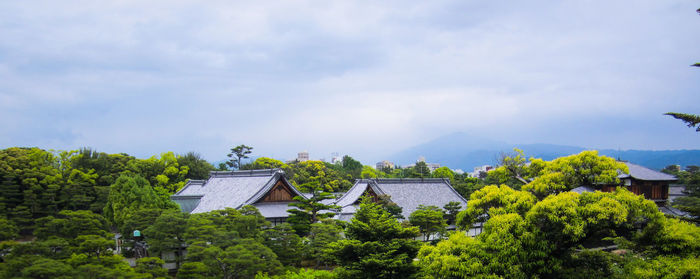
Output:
[
  {"xmin": 442, "ymin": 201, "xmax": 462, "ymax": 226},
  {"xmin": 341, "ymin": 155, "xmax": 363, "ymax": 179},
  {"xmin": 409, "ymin": 205, "xmax": 447, "ymax": 241},
  {"xmin": 327, "ymin": 196, "xmax": 421, "ymax": 279},
  {"xmin": 411, "ymin": 161, "xmax": 430, "ymax": 178},
  {"xmin": 432, "ymin": 166, "xmax": 455, "ymax": 182},
  {"xmin": 177, "ymin": 152, "xmax": 216, "ymax": 180},
  {"xmin": 227, "ymin": 144, "xmax": 253, "ymax": 170},
  {"xmin": 34, "ymin": 210, "xmax": 111, "ymax": 243},
  {"xmin": 144, "ymin": 210, "xmax": 189, "ymax": 269},
  {"xmin": 0, "ymin": 217, "xmax": 18, "ymax": 241},
  {"xmin": 186, "ymin": 239, "xmax": 282, "ymax": 279},
  {"xmin": 134, "ymin": 257, "xmax": 168, "ymax": 278},
  {"xmin": 103, "ymin": 175, "xmax": 177, "ymax": 228},
  {"xmin": 177, "ymin": 262, "xmax": 208, "ymax": 279},
  {"xmin": 665, "ymin": 112, "xmax": 700, "ymax": 131},
  {"xmin": 307, "ymin": 220, "xmax": 343, "ymax": 268},
  {"xmin": 521, "ymin": 150, "xmax": 628, "ymax": 199},
  {"xmin": 287, "ymin": 165, "xmax": 341, "ymax": 236},
  {"xmin": 262, "ymin": 223, "xmax": 304, "ymax": 267}
]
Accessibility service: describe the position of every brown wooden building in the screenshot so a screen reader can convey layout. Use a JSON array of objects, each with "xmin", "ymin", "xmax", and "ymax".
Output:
[
  {"xmin": 617, "ymin": 162, "xmax": 677, "ymax": 204},
  {"xmin": 572, "ymin": 162, "xmax": 677, "ymax": 205}
]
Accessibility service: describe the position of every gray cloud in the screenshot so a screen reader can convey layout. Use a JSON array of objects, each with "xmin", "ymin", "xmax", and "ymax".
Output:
[{"xmin": 0, "ymin": 0, "xmax": 698, "ymax": 164}]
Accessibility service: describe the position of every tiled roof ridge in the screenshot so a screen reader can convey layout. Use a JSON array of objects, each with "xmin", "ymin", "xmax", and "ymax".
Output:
[
  {"xmin": 365, "ymin": 178, "xmax": 451, "ymax": 184},
  {"xmin": 209, "ymin": 168, "xmax": 283, "ymax": 177}
]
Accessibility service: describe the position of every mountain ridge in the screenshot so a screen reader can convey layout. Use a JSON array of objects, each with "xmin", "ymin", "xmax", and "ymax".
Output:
[{"xmin": 390, "ymin": 132, "xmax": 700, "ymax": 171}]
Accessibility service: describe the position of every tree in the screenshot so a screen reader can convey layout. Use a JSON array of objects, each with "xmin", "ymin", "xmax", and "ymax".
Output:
[
  {"xmin": 442, "ymin": 201, "xmax": 462, "ymax": 226},
  {"xmin": 185, "ymin": 239, "xmax": 282, "ymax": 279},
  {"xmin": 411, "ymin": 161, "xmax": 430, "ymax": 178},
  {"xmin": 456, "ymin": 184, "xmax": 537, "ymax": 230},
  {"xmin": 341, "ymin": 155, "xmax": 363, "ymax": 179},
  {"xmin": 143, "ymin": 210, "xmax": 189, "ymax": 268},
  {"xmin": 262, "ymin": 223, "xmax": 303, "ymax": 267},
  {"xmin": 227, "ymin": 144, "xmax": 253, "ymax": 170},
  {"xmin": 665, "ymin": 112, "xmax": 700, "ymax": 131},
  {"xmin": 431, "ymin": 166, "xmax": 455, "ymax": 182},
  {"xmin": 134, "ymin": 257, "xmax": 168, "ymax": 278},
  {"xmin": 327, "ymin": 196, "xmax": 421, "ymax": 279},
  {"xmin": 307, "ymin": 220, "xmax": 343, "ymax": 268},
  {"xmin": 287, "ymin": 175, "xmax": 339, "ymax": 236},
  {"xmin": 409, "ymin": 205, "xmax": 447, "ymax": 241},
  {"xmin": 103, "ymin": 175, "xmax": 177, "ymax": 228},
  {"xmin": 177, "ymin": 152, "xmax": 216, "ymax": 180},
  {"xmin": 34, "ymin": 210, "xmax": 111, "ymax": 243},
  {"xmin": 0, "ymin": 217, "xmax": 18, "ymax": 241},
  {"xmin": 520, "ymin": 150, "xmax": 628, "ymax": 199}
]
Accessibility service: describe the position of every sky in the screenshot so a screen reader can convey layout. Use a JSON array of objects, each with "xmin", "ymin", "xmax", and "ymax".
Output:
[{"xmin": 1, "ymin": 1, "xmax": 699, "ymax": 164}]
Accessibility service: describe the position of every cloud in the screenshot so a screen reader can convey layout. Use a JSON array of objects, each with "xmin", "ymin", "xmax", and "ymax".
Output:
[{"xmin": 0, "ymin": 0, "xmax": 698, "ymax": 163}]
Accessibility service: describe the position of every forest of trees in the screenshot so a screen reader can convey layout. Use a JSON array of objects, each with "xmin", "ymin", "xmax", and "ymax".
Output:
[{"xmin": 0, "ymin": 146, "xmax": 698, "ymax": 278}]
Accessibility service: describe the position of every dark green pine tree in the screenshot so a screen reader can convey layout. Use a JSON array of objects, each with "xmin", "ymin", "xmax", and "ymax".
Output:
[
  {"xmin": 328, "ymin": 196, "xmax": 422, "ymax": 279},
  {"xmin": 286, "ymin": 179, "xmax": 340, "ymax": 236}
]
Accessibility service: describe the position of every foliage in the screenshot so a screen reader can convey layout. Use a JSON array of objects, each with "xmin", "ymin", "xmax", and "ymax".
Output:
[
  {"xmin": 143, "ymin": 210, "xmax": 189, "ymax": 268},
  {"xmin": 451, "ymin": 176, "xmax": 484, "ymax": 200},
  {"xmin": 431, "ymin": 167, "xmax": 455, "ymax": 182},
  {"xmin": 227, "ymin": 144, "xmax": 253, "ymax": 170},
  {"xmin": 262, "ymin": 223, "xmax": 304, "ymax": 267},
  {"xmin": 103, "ymin": 175, "xmax": 177, "ymax": 228},
  {"xmin": 290, "ymin": 160, "xmax": 353, "ymax": 192},
  {"xmin": 186, "ymin": 238, "xmax": 282, "ymax": 279},
  {"xmin": 134, "ymin": 257, "xmax": 168, "ymax": 278},
  {"xmin": 411, "ymin": 161, "xmax": 431, "ymax": 178},
  {"xmin": 409, "ymin": 205, "xmax": 447, "ymax": 241},
  {"xmin": 341, "ymin": 155, "xmax": 364, "ymax": 179},
  {"xmin": 442, "ymin": 201, "xmax": 462, "ymax": 226},
  {"xmin": 255, "ymin": 268, "xmax": 337, "ymax": 279},
  {"xmin": 307, "ymin": 220, "xmax": 344, "ymax": 268},
  {"xmin": 664, "ymin": 164, "xmax": 700, "ymax": 221},
  {"xmin": 177, "ymin": 151, "xmax": 216, "ymax": 180},
  {"xmin": 455, "ymin": 184, "xmax": 536, "ymax": 230},
  {"xmin": 327, "ymin": 196, "xmax": 421, "ymax": 279},
  {"xmin": 34, "ymin": 210, "xmax": 111, "ymax": 242},
  {"xmin": 664, "ymin": 112, "xmax": 700, "ymax": 131},
  {"xmin": 0, "ymin": 217, "xmax": 18, "ymax": 241},
  {"xmin": 421, "ymin": 185, "xmax": 700, "ymax": 278},
  {"xmin": 287, "ymin": 165, "xmax": 341, "ymax": 236},
  {"xmin": 522, "ymin": 150, "xmax": 628, "ymax": 198}
]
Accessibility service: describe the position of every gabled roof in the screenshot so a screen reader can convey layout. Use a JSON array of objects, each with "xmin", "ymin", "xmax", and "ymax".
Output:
[
  {"xmin": 336, "ymin": 178, "xmax": 468, "ymax": 218},
  {"xmin": 171, "ymin": 169, "xmax": 304, "ymax": 215},
  {"xmin": 618, "ymin": 162, "xmax": 677, "ymax": 181}
]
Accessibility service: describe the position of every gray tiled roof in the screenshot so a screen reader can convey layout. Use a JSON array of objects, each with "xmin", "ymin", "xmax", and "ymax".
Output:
[
  {"xmin": 336, "ymin": 178, "xmax": 468, "ymax": 219},
  {"xmin": 571, "ymin": 186, "xmax": 596, "ymax": 194},
  {"xmin": 171, "ymin": 169, "xmax": 304, "ymax": 216},
  {"xmin": 618, "ymin": 162, "xmax": 677, "ymax": 181},
  {"xmin": 254, "ymin": 202, "xmax": 295, "ymax": 218}
]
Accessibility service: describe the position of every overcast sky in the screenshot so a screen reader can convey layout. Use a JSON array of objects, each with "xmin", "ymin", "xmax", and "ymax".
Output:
[{"xmin": 1, "ymin": 1, "xmax": 699, "ymax": 164}]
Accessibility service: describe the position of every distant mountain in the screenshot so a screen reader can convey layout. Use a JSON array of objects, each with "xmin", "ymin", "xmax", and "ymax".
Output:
[{"xmin": 390, "ymin": 132, "xmax": 700, "ymax": 171}]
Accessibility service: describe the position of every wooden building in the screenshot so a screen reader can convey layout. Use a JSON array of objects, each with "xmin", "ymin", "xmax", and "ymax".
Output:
[{"xmin": 171, "ymin": 169, "xmax": 305, "ymax": 225}]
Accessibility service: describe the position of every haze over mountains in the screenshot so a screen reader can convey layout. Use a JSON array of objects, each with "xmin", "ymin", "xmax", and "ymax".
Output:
[{"xmin": 391, "ymin": 132, "xmax": 700, "ymax": 171}]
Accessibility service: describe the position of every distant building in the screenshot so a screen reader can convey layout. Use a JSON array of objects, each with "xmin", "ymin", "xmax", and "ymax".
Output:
[
  {"xmin": 376, "ymin": 160, "xmax": 395, "ymax": 170},
  {"xmin": 297, "ymin": 151, "xmax": 309, "ymax": 162},
  {"xmin": 404, "ymin": 157, "xmax": 440, "ymax": 172},
  {"xmin": 330, "ymin": 152, "xmax": 342, "ymax": 164},
  {"xmin": 427, "ymin": 163, "xmax": 441, "ymax": 172},
  {"xmin": 470, "ymin": 165, "xmax": 494, "ymax": 178}
]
